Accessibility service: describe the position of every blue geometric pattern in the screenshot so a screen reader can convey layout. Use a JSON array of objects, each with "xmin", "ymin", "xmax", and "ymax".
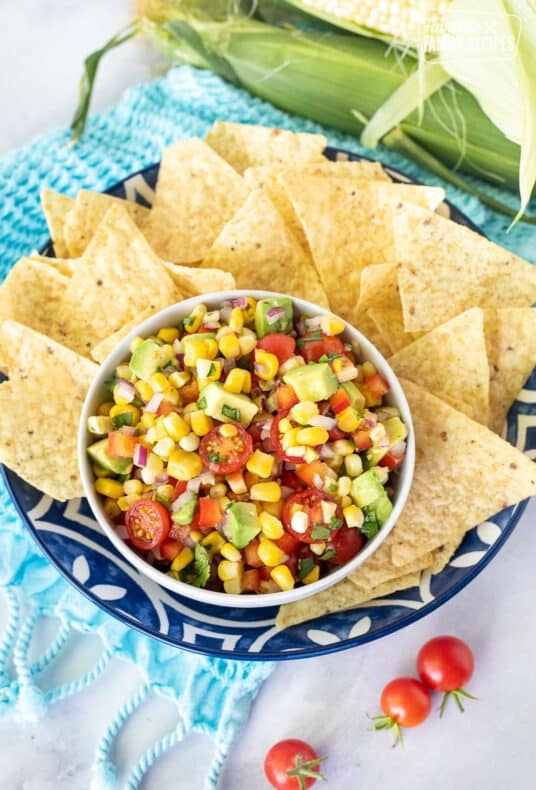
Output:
[{"xmin": 7, "ymin": 150, "xmax": 533, "ymax": 661}]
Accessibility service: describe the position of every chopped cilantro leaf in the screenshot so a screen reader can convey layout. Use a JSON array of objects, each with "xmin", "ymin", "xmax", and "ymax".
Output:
[
  {"xmin": 296, "ymin": 330, "xmax": 323, "ymax": 349},
  {"xmin": 330, "ymin": 517, "xmax": 343, "ymax": 531},
  {"xmin": 207, "ymin": 362, "xmax": 216, "ymax": 377},
  {"xmin": 360, "ymin": 506, "xmax": 380, "ymax": 539},
  {"xmin": 298, "ymin": 557, "xmax": 316, "ymax": 580},
  {"xmin": 104, "ymin": 377, "xmax": 118, "ymax": 393},
  {"xmin": 222, "ymin": 404, "xmax": 240, "ymax": 421},
  {"xmin": 311, "ymin": 525, "xmax": 330, "ymax": 540},
  {"xmin": 111, "ymin": 411, "xmax": 133, "ymax": 429},
  {"xmin": 182, "ymin": 544, "xmax": 210, "ymax": 588},
  {"xmin": 183, "ymin": 316, "xmax": 195, "ymax": 327},
  {"xmin": 318, "ymin": 549, "xmax": 336, "ymax": 562},
  {"xmin": 197, "ymin": 395, "xmax": 207, "ymax": 409},
  {"xmin": 318, "ymin": 354, "xmax": 329, "ymax": 363}
]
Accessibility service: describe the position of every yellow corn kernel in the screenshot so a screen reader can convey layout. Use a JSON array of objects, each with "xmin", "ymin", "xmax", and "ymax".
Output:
[
  {"xmin": 130, "ymin": 336, "xmax": 145, "ymax": 353},
  {"xmin": 262, "ymin": 500, "xmax": 283, "ymax": 518},
  {"xmin": 116, "ymin": 364, "xmax": 133, "ymax": 382},
  {"xmin": 257, "ymin": 539, "xmax": 286, "ymax": 567},
  {"xmin": 158, "ymin": 326, "xmax": 180, "ymax": 343},
  {"xmin": 203, "ymin": 338, "xmax": 219, "ymax": 359},
  {"xmin": 223, "ymin": 578, "xmax": 242, "ymax": 594},
  {"xmin": 162, "ymin": 412, "xmax": 190, "ymax": 442},
  {"xmin": 331, "ymin": 357, "xmax": 345, "ymax": 374},
  {"xmin": 201, "ymin": 531, "xmax": 226, "ymax": 554},
  {"xmin": 290, "ymin": 401, "xmax": 319, "ymax": 425},
  {"xmin": 109, "ymin": 403, "xmax": 141, "ymax": 426},
  {"xmin": 226, "ymin": 471, "xmax": 247, "ymax": 494},
  {"xmin": 246, "ymin": 449, "xmax": 274, "ymax": 478},
  {"xmin": 281, "ymin": 427, "xmax": 301, "ymax": 450},
  {"xmin": 219, "ymin": 423, "xmax": 238, "ymax": 438},
  {"xmin": 229, "ymin": 307, "xmax": 244, "ymax": 332},
  {"xmin": 153, "ymin": 437, "xmax": 175, "ymax": 459},
  {"xmin": 135, "ymin": 380, "xmax": 154, "ymax": 402},
  {"xmin": 320, "ymin": 314, "xmax": 345, "ymax": 336},
  {"xmin": 171, "ymin": 547, "xmax": 195, "ymax": 572},
  {"xmin": 243, "ymin": 297, "xmax": 256, "ymax": 323},
  {"xmin": 238, "ymin": 333, "xmax": 257, "ymax": 356},
  {"xmin": 224, "ymin": 368, "xmax": 251, "ymax": 394},
  {"xmin": 221, "ymin": 542, "xmax": 243, "ymax": 562},
  {"xmin": 179, "ymin": 432, "xmax": 200, "ymax": 452},
  {"xmin": 209, "ymin": 483, "xmax": 227, "ymax": 498},
  {"xmin": 331, "ymin": 439, "xmax": 355, "ymax": 456},
  {"xmin": 162, "ymin": 386, "xmax": 180, "ymax": 406},
  {"xmin": 183, "ymin": 337, "xmax": 209, "ymax": 367},
  {"xmin": 97, "ymin": 401, "xmax": 113, "ymax": 416},
  {"xmin": 196, "ymin": 358, "xmax": 222, "ymax": 383},
  {"xmin": 92, "ymin": 464, "xmax": 110, "ymax": 478},
  {"xmin": 336, "ymin": 407, "xmax": 361, "ymax": 433},
  {"xmin": 296, "ymin": 427, "xmax": 329, "ymax": 446},
  {"xmin": 182, "ymin": 402, "xmax": 199, "ymax": 420},
  {"xmin": 140, "ymin": 413, "xmax": 156, "ymax": 430},
  {"xmin": 153, "ymin": 419, "xmax": 169, "ymax": 441},
  {"xmin": 337, "ymin": 476, "xmax": 352, "ymax": 497},
  {"xmin": 340, "ymin": 495, "xmax": 353, "ymax": 509},
  {"xmin": 218, "ymin": 559, "xmax": 243, "ymax": 582},
  {"xmin": 141, "ymin": 452, "xmax": 164, "ymax": 484},
  {"xmin": 343, "ymin": 504, "xmax": 365, "ymax": 528},
  {"xmin": 219, "ymin": 332, "xmax": 241, "ymax": 359},
  {"xmin": 361, "ymin": 361, "xmax": 377, "ymax": 377},
  {"xmin": 270, "ymin": 564, "xmax": 295, "ymax": 591},
  {"xmin": 168, "ymin": 370, "xmax": 191, "ymax": 390},
  {"xmin": 166, "ymin": 449, "xmax": 203, "ymax": 481},
  {"xmin": 95, "ymin": 477, "xmax": 130, "ymax": 499},
  {"xmin": 254, "ymin": 349, "xmax": 279, "ymax": 380},
  {"xmin": 259, "ymin": 511, "xmax": 284, "ymax": 540},
  {"xmin": 310, "ymin": 541, "xmax": 327, "ymax": 556},
  {"xmin": 243, "ymin": 472, "xmax": 259, "ymax": 490},
  {"xmin": 189, "ymin": 530, "xmax": 203, "ymax": 543},
  {"xmin": 103, "ymin": 497, "xmax": 122, "ymax": 520},
  {"xmin": 190, "ymin": 410, "xmax": 214, "ymax": 437},
  {"xmin": 117, "ymin": 494, "xmax": 141, "ymax": 511},
  {"xmin": 156, "ymin": 484, "xmax": 174, "ymax": 503},
  {"xmin": 250, "ymin": 482, "xmax": 282, "ymax": 502},
  {"xmin": 302, "ymin": 565, "xmax": 320, "ymax": 585},
  {"xmin": 123, "ymin": 479, "xmax": 143, "ymax": 496},
  {"xmin": 148, "ymin": 372, "xmax": 169, "ymax": 393},
  {"xmin": 278, "ymin": 418, "xmax": 292, "ymax": 434}
]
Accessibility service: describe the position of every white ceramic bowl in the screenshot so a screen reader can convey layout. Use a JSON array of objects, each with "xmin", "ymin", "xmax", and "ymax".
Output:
[{"xmin": 79, "ymin": 291, "xmax": 415, "ymax": 608}]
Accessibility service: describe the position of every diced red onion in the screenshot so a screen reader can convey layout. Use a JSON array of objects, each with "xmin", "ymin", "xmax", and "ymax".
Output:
[
  {"xmin": 319, "ymin": 445, "xmax": 335, "ymax": 459},
  {"xmin": 115, "ymin": 523, "xmax": 128, "ymax": 540},
  {"xmin": 309, "ymin": 415, "xmax": 337, "ymax": 430},
  {"xmin": 154, "ymin": 472, "xmax": 169, "ymax": 485},
  {"xmin": 171, "ymin": 490, "xmax": 195, "ymax": 512},
  {"xmin": 116, "ymin": 378, "xmax": 135, "ymax": 403},
  {"xmin": 120, "ymin": 425, "xmax": 137, "ymax": 436},
  {"xmin": 390, "ymin": 440, "xmax": 407, "ymax": 456},
  {"xmin": 363, "ymin": 415, "xmax": 377, "ymax": 428},
  {"xmin": 144, "ymin": 393, "xmax": 163, "ymax": 414},
  {"xmin": 296, "ymin": 319, "xmax": 307, "ymax": 335},
  {"xmin": 220, "ymin": 305, "xmax": 233, "ymax": 323},
  {"xmin": 266, "ymin": 306, "xmax": 286, "ymax": 324},
  {"xmin": 186, "ymin": 472, "xmax": 215, "ymax": 493},
  {"xmin": 175, "ymin": 353, "xmax": 185, "ymax": 368},
  {"xmin": 231, "ymin": 296, "xmax": 248, "ymax": 308},
  {"xmin": 133, "ymin": 444, "xmax": 148, "ymax": 467},
  {"xmin": 223, "ymin": 356, "xmax": 236, "ymax": 374}
]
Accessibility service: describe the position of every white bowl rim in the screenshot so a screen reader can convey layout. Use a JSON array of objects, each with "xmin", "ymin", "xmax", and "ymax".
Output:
[{"xmin": 78, "ymin": 290, "xmax": 415, "ymax": 609}]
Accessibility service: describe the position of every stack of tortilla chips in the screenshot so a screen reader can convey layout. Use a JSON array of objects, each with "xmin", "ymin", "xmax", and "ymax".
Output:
[{"xmin": 0, "ymin": 122, "xmax": 535, "ymax": 627}]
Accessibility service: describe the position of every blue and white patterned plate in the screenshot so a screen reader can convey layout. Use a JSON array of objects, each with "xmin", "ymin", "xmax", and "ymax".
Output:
[{"xmin": 3, "ymin": 148, "xmax": 534, "ymax": 660}]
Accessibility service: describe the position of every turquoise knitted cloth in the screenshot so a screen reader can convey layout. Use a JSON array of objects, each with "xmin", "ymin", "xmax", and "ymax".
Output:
[{"xmin": 0, "ymin": 65, "xmax": 534, "ymax": 790}]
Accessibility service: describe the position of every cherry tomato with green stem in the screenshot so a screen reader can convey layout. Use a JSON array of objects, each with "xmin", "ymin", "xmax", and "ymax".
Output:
[
  {"xmin": 417, "ymin": 635, "xmax": 476, "ymax": 715},
  {"xmin": 373, "ymin": 677, "xmax": 432, "ymax": 745},
  {"xmin": 264, "ymin": 739, "xmax": 327, "ymax": 790}
]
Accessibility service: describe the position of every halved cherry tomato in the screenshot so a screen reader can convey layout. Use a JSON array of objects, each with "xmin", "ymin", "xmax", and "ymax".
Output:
[
  {"xmin": 257, "ymin": 333, "xmax": 296, "ymax": 364},
  {"xmin": 364, "ymin": 373, "xmax": 389, "ymax": 398},
  {"xmin": 199, "ymin": 424, "xmax": 253, "ymax": 474},
  {"xmin": 107, "ymin": 431, "xmax": 137, "ymax": 458},
  {"xmin": 270, "ymin": 409, "xmax": 301, "ymax": 463},
  {"xmin": 379, "ymin": 452, "xmax": 404, "ymax": 471},
  {"xmin": 301, "ymin": 332, "xmax": 345, "ymax": 363},
  {"xmin": 280, "ymin": 469, "xmax": 304, "ymax": 490},
  {"xmin": 353, "ymin": 429, "xmax": 372, "ymax": 451},
  {"xmin": 275, "ymin": 384, "xmax": 299, "ymax": 411},
  {"xmin": 198, "ymin": 497, "xmax": 222, "ymax": 529},
  {"xmin": 242, "ymin": 568, "xmax": 261, "ymax": 593},
  {"xmin": 330, "ymin": 388, "xmax": 351, "ymax": 414},
  {"xmin": 282, "ymin": 489, "xmax": 342, "ymax": 544},
  {"xmin": 295, "ymin": 460, "xmax": 329, "ymax": 487},
  {"xmin": 160, "ymin": 538, "xmax": 183, "ymax": 562},
  {"xmin": 125, "ymin": 499, "xmax": 171, "ymax": 551},
  {"xmin": 327, "ymin": 525, "xmax": 364, "ymax": 564},
  {"xmin": 264, "ymin": 739, "xmax": 326, "ymax": 790}
]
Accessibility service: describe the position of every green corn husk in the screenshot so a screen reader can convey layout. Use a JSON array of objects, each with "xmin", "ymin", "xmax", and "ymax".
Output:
[{"xmin": 71, "ymin": 0, "xmax": 534, "ymax": 222}]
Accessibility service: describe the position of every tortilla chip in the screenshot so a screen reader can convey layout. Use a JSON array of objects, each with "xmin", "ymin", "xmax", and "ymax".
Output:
[
  {"xmin": 29, "ymin": 252, "xmax": 76, "ymax": 276},
  {"xmin": 40, "ymin": 189, "xmax": 75, "ymax": 258},
  {"xmin": 63, "ymin": 190, "xmax": 150, "ymax": 258},
  {"xmin": 0, "ymin": 321, "xmax": 97, "ymax": 500},
  {"xmin": 353, "ymin": 311, "xmax": 393, "ymax": 357},
  {"xmin": 244, "ymin": 167, "xmax": 309, "ymax": 250},
  {"xmin": 281, "ymin": 179, "xmax": 444, "ymax": 322},
  {"xmin": 205, "ymin": 121, "xmax": 327, "ymax": 174},
  {"xmin": 484, "ymin": 308, "xmax": 536, "ymax": 434},
  {"xmin": 390, "ymin": 379, "xmax": 536, "ymax": 566},
  {"xmin": 0, "ymin": 259, "xmax": 69, "ymax": 350},
  {"xmin": 143, "ymin": 138, "xmax": 250, "ymax": 264},
  {"xmin": 394, "ymin": 203, "xmax": 536, "ymax": 332},
  {"xmin": 90, "ymin": 308, "xmax": 155, "ymax": 364},
  {"xmin": 388, "ymin": 308, "xmax": 490, "ymax": 423},
  {"xmin": 162, "ymin": 263, "xmax": 236, "ymax": 298},
  {"xmin": 299, "ymin": 160, "xmax": 392, "ymax": 182},
  {"xmin": 347, "ymin": 533, "xmax": 433, "ymax": 591},
  {"xmin": 200, "ymin": 189, "xmax": 329, "ymax": 308},
  {"xmin": 430, "ymin": 538, "xmax": 463, "ymax": 574},
  {"xmin": 275, "ymin": 572, "xmax": 421, "ymax": 628},
  {"xmin": 368, "ymin": 306, "xmax": 423, "ymax": 354},
  {"xmin": 60, "ymin": 205, "xmax": 180, "ymax": 356}
]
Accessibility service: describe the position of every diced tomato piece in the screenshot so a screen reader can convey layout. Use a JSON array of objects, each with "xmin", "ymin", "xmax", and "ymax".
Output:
[
  {"xmin": 285, "ymin": 552, "xmax": 299, "ymax": 578},
  {"xmin": 156, "ymin": 400, "xmax": 174, "ymax": 416},
  {"xmin": 275, "ymin": 384, "xmax": 299, "ymax": 411},
  {"xmin": 353, "ymin": 429, "xmax": 372, "ymax": 451},
  {"xmin": 258, "ymin": 565, "xmax": 273, "ymax": 581},
  {"xmin": 107, "ymin": 431, "xmax": 137, "ymax": 458},
  {"xmin": 276, "ymin": 531, "xmax": 301, "ymax": 554},
  {"xmin": 280, "ymin": 470, "xmax": 303, "ymax": 490},
  {"xmin": 330, "ymin": 388, "xmax": 351, "ymax": 414},
  {"xmin": 257, "ymin": 333, "xmax": 296, "ymax": 364},
  {"xmin": 244, "ymin": 539, "xmax": 263, "ymax": 568},
  {"xmin": 160, "ymin": 538, "xmax": 183, "ymax": 562},
  {"xmin": 295, "ymin": 460, "xmax": 329, "ymax": 487},
  {"xmin": 180, "ymin": 379, "xmax": 199, "ymax": 404},
  {"xmin": 379, "ymin": 452, "xmax": 404, "ymax": 471},
  {"xmin": 364, "ymin": 373, "xmax": 390, "ymax": 398},
  {"xmin": 198, "ymin": 497, "xmax": 222, "ymax": 529},
  {"xmin": 242, "ymin": 568, "xmax": 261, "ymax": 593},
  {"xmin": 172, "ymin": 480, "xmax": 187, "ymax": 500},
  {"xmin": 328, "ymin": 426, "xmax": 347, "ymax": 442},
  {"xmin": 301, "ymin": 333, "xmax": 345, "ymax": 363},
  {"xmin": 323, "ymin": 336, "xmax": 346, "ymax": 356}
]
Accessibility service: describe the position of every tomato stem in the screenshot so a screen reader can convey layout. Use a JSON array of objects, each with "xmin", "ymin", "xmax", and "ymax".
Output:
[
  {"xmin": 371, "ymin": 715, "xmax": 404, "ymax": 747},
  {"xmin": 286, "ymin": 753, "xmax": 328, "ymax": 789},
  {"xmin": 439, "ymin": 688, "xmax": 478, "ymax": 717}
]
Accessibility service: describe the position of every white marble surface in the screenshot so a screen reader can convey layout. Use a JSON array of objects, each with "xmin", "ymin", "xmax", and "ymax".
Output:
[{"xmin": 1, "ymin": 3, "xmax": 536, "ymax": 789}]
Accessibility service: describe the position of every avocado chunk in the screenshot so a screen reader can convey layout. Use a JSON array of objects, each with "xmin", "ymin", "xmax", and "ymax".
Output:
[
  {"xmin": 87, "ymin": 438, "xmax": 133, "ymax": 475},
  {"xmin": 384, "ymin": 416, "xmax": 408, "ymax": 446},
  {"xmin": 255, "ymin": 297, "xmax": 293, "ymax": 338},
  {"xmin": 350, "ymin": 469, "xmax": 385, "ymax": 507},
  {"xmin": 283, "ymin": 362, "xmax": 338, "ymax": 402},
  {"xmin": 227, "ymin": 502, "xmax": 261, "ymax": 549},
  {"xmin": 129, "ymin": 339, "xmax": 174, "ymax": 382},
  {"xmin": 370, "ymin": 494, "xmax": 393, "ymax": 526},
  {"xmin": 198, "ymin": 382, "xmax": 259, "ymax": 427},
  {"xmin": 364, "ymin": 445, "xmax": 389, "ymax": 468},
  {"xmin": 341, "ymin": 380, "xmax": 366, "ymax": 411}
]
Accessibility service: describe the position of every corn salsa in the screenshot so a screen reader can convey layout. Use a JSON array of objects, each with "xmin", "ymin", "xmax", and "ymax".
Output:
[{"xmin": 86, "ymin": 296, "xmax": 408, "ymax": 594}]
